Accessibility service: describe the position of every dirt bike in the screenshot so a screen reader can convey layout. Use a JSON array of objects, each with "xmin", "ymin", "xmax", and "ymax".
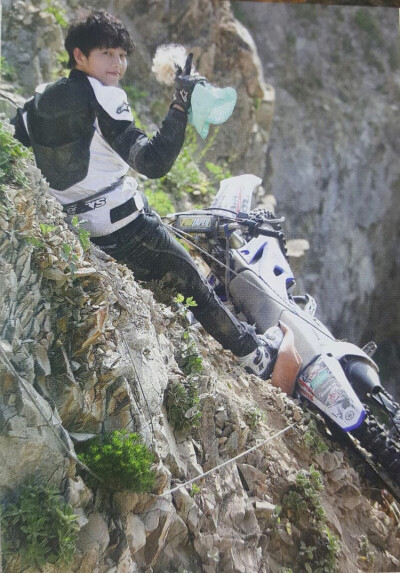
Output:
[{"xmin": 163, "ymin": 174, "xmax": 400, "ymax": 495}]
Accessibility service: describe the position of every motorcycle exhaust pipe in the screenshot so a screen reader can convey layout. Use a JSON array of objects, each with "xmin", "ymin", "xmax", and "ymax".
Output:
[{"xmin": 343, "ymin": 359, "xmax": 382, "ymax": 400}]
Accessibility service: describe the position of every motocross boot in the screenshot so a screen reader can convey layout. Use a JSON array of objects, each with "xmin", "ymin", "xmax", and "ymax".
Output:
[{"xmin": 238, "ymin": 325, "xmax": 283, "ymax": 380}]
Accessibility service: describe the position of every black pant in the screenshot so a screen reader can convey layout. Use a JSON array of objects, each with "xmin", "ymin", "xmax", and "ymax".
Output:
[{"xmin": 91, "ymin": 211, "xmax": 259, "ymax": 357}]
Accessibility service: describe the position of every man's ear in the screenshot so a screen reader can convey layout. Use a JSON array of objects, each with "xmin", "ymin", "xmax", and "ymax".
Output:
[{"xmin": 73, "ymin": 47, "xmax": 87, "ymax": 66}]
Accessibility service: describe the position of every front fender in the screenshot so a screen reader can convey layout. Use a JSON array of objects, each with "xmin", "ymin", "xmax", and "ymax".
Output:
[{"xmin": 297, "ymin": 354, "xmax": 366, "ymax": 431}]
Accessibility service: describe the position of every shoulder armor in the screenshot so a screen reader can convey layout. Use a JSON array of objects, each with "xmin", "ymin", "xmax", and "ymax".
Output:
[
  {"xmin": 34, "ymin": 76, "xmax": 94, "ymax": 116},
  {"xmin": 88, "ymin": 77, "xmax": 133, "ymax": 121}
]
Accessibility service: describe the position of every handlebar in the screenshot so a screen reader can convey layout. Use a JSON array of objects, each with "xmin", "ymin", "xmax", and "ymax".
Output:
[
  {"xmin": 164, "ymin": 210, "xmax": 285, "ymax": 240},
  {"xmin": 225, "ymin": 214, "xmax": 285, "ymax": 239}
]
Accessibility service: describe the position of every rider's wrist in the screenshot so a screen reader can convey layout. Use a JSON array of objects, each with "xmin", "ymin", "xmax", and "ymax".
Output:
[{"xmin": 171, "ymin": 103, "xmax": 187, "ymax": 113}]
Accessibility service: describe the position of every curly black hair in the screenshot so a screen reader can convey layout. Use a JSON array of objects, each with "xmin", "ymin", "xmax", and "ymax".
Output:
[{"xmin": 65, "ymin": 10, "xmax": 135, "ymax": 68}]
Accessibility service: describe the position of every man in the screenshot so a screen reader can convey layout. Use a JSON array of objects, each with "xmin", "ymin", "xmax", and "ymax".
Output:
[{"xmin": 11, "ymin": 10, "xmax": 282, "ymax": 379}]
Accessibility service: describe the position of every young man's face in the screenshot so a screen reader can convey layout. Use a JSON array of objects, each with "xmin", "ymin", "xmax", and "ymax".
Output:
[{"xmin": 73, "ymin": 47, "xmax": 128, "ymax": 86}]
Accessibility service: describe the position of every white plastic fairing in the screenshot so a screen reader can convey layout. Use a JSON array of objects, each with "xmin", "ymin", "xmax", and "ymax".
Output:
[
  {"xmin": 211, "ymin": 174, "xmax": 262, "ymax": 215},
  {"xmin": 237, "ymin": 235, "xmax": 294, "ymax": 292},
  {"xmin": 298, "ymin": 355, "xmax": 365, "ymax": 431}
]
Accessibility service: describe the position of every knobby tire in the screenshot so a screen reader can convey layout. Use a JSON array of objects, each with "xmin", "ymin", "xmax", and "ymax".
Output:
[{"xmin": 350, "ymin": 408, "xmax": 400, "ymax": 488}]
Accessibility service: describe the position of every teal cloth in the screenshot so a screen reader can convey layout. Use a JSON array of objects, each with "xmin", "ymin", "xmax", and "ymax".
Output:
[{"xmin": 188, "ymin": 82, "xmax": 237, "ymax": 139}]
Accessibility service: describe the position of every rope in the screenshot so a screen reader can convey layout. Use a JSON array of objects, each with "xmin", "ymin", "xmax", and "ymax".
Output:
[
  {"xmin": 0, "ymin": 345, "xmax": 105, "ymax": 486},
  {"xmin": 159, "ymin": 422, "xmax": 297, "ymax": 497},
  {"xmin": 120, "ymin": 332, "xmax": 156, "ymax": 439}
]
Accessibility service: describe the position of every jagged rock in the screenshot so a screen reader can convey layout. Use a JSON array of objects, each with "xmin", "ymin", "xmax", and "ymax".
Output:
[
  {"xmin": 238, "ymin": 463, "xmax": 270, "ymax": 498},
  {"xmin": 34, "ymin": 341, "xmax": 51, "ymax": 375},
  {"xmin": 125, "ymin": 514, "xmax": 147, "ymax": 555},
  {"xmin": 367, "ymin": 514, "xmax": 390, "ymax": 549},
  {"xmin": 0, "ymin": 364, "xmax": 74, "ymax": 498},
  {"xmin": 135, "ymin": 499, "xmax": 176, "ymax": 569},
  {"xmin": 1, "ymin": 2, "xmax": 400, "ymax": 571},
  {"xmin": 314, "ymin": 450, "xmax": 343, "ymax": 473},
  {"xmin": 64, "ymin": 476, "xmax": 92, "ymax": 506},
  {"xmin": 338, "ymin": 482, "xmax": 362, "ymax": 510},
  {"xmin": 76, "ymin": 511, "xmax": 110, "ymax": 555},
  {"xmin": 173, "ymin": 488, "xmax": 202, "ymax": 533},
  {"xmin": 253, "ymin": 500, "xmax": 276, "ymax": 520}
]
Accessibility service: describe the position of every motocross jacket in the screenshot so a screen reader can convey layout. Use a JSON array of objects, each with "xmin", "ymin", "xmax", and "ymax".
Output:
[{"xmin": 11, "ymin": 69, "xmax": 187, "ymax": 236}]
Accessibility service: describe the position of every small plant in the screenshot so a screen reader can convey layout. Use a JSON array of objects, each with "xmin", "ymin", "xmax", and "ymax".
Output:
[
  {"xmin": 166, "ymin": 378, "xmax": 202, "ymax": 432},
  {"xmin": 166, "ymin": 295, "xmax": 203, "ymax": 432},
  {"xmin": 190, "ymin": 483, "xmax": 201, "ymax": 496},
  {"xmin": 123, "ymin": 84, "xmax": 149, "ymax": 107},
  {"xmin": 142, "ymin": 126, "xmax": 229, "ymax": 209},
  {"xmin": 142, "ymin": 128, "xmax": 208, "ymax": 204},
  {"xmin": 244, "ymin": 405, "xmax": 266, "ymax": 430},
  {"xmin": 274, "ymin": 505, "xmax": 283, "ymax": 525},
  {"xmin": 358, "ymin": 534, "xmax": 375, "ymax": 567},
  {"xmin": 281, "ymin": 467, "xmax": 340, "ymax": 572},
  {"xmin": 27, "ymin": 216, "xmax": 91, "ymax": 277},
  {"xmin": 298, "ymin": 526, "xmax": 340, "ymax": 573},
  {"xmin": 284, "ymin": 466, "xmax": 325, "ymax": 524},
  {"xmin": 53, "ymin": 50, "xmax": 70, "ymax": 79},
  {"xmin": 39, "ymin": 222, "xmax": 57, "ymax": 236},
  {"xmin": 0, "ymin": 56, "xmax": 17, "ymax": 82},
  {"xmin": 1, "ymin": 481, "xmax": 79, "ymax": 569},
  {"xmin": 174, "ymin": 294, "xmax": 197, "ymax": 320},
  {"xmin": 77, "ymin": 430, "xmax": 156, "ymax": 492},
  {"xmin": 303, "ymin": 419, "xmax": 329, "ymax": 454},
  {"xmin": 204, "ymin": 160, "xmax": 232, "ymax": 195},
  {"xmin": 71, "ymin": 215, "xmax": 91, "ymax": 251},
  {"xmin": 174, "ymin": 294, "xmax": 203, "ymax": 376},
  {"xmin": 144, "ymin": 187, "xmax": 174, "ymax": 216},
  {"xmin": 179, "ymin": 334, "xmax": 203, "ymax": 376},
  {"xmin": 0, "ymin": 120, "xmax": 30, "ymax": 186},
  {"xmin": 43, "ymin": 0, "xmax": 68, "ymax": 27}
]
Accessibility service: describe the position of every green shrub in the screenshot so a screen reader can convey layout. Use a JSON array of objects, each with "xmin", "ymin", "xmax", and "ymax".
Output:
[
  {"xmin": 281, "ymin": 467, "xmax": 340, "ymax": 572},
  {"xmin": 166, "ymin": 295, "xmax": 203, "ymax": 432},
  {"xmin": 353, "ymin": 9, "xmax": 381, "ymax": 42},
  {"xmin": 166, "ymin": 378, "xmax": 202, "ymax": 432},
  {"xmin": 0, "ymin": 56, "xmax": 17, "ymax": 82},
  {"xmin": 302, "ymin": 419, "xmax": 329, "ymax": 454},
  {"xmin": 244, "ymin": 405, "xmax": 266, "ymax": 430},
  {"xmin": 284, "ymin": 466, "xmax": 325, "ymax": 523},
  {"xmin": 142, "ymin": 127, "xmax": 208, "ymax": 204},
  {"xmin": 43, "ymin": 0, "xmax": 68, "ymax": 27},
  {"xmin": 298, "ymin": 525, "xmax": 340, "ymax": 573},
  {"xmin": 142, "ymin": 127, "xmax": 231, "ymax": 210},
  {"xmin": 144, "ymin": 188, "xmax": 175, "ymax": 216},
  {"xmin": 0, "ymin": 120, "xmax": 30, "ymax": 187},
  {"xmin": 173, "ymin": 295, "xmax": 204, "ymax": 377},
  {"xmin": 1, "ymin": 481, "xmax": 79, "ymax": 569},
  {"xmin": 77, "ymin": 430, "xmax": 156, "ymax": 492}
]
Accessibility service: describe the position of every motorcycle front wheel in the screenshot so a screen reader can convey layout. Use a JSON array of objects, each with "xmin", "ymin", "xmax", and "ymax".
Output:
[{"xmin": 350, "ymin": 404, "xmax": 400, "ymax": 491}]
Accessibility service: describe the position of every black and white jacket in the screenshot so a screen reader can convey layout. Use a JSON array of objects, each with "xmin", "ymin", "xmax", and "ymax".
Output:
[{"xmin": 11, "ymin": 69, "xmax": 187, "ymax": 236}]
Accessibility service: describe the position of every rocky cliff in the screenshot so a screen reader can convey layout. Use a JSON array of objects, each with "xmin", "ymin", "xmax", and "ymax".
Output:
[
  {"xmin": 234, "ymin": 2, "xmax": 400, "ymax": 391},
  {"xmin": 1, "ymin": 117, "xmax": 399, "ymax": 572},
  {"xmin": 1, "ymin": 1, "xmax": 400, "ymax": 571}
]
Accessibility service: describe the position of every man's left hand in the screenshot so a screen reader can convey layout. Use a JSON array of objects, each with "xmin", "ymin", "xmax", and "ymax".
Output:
[{"xmin": 172, "ymin": 53, "xmax": 206, "ymax": 113}]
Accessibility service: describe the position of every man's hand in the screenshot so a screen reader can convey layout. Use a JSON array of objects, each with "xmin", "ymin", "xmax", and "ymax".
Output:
[{"xmin": 171, "ymin": 53, "xmax": 206, "ymax": 113}]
